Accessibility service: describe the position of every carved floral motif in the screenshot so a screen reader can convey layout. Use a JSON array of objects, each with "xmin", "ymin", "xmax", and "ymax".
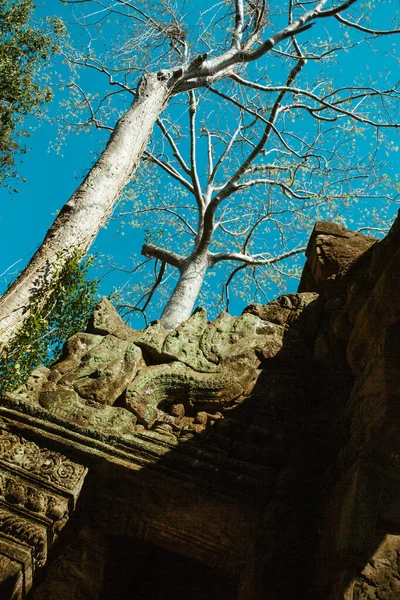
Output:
[{"xmin": 0, "ymin": 426, "xmax": 86, "ymax": 490}]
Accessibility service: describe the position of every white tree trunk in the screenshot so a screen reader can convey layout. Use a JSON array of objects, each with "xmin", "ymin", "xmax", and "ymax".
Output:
[
  {"xmin": 160, "ymin": 253, "xmax": 209, "ymax": 331},
  {"xmin": 0, "ymin": 73, "xmax": 170, "ymax": 346}
]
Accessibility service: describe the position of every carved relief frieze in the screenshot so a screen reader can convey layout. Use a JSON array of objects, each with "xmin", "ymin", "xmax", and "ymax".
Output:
[
  {"xmin": 0, "ymin": 508, "xmax": 47, "ymax": 568},
  {"xmin": 0, "ymin": 419, "xmax": 87, "ymax": 598},
  {"xmin": 0, "ymin": 470, "xmax": 69, "ymax": 537},
  {"xmin": 0, "ymin": 424, "xmax": 86, "ymax": 494}
]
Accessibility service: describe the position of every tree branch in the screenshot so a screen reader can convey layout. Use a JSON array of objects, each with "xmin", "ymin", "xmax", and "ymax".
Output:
[
  {"xmin": 334, "ymin": 13, "xmax": 400, "ymax": 36},
  {"xmin": 236, "ymin": 178, "xmax": 317, "ymax": 199},
  {"xmin": 141, "ymin": 243, "xmax": 184, "ymax": 268},
  {"xmin": 317, "ymin": 0, "xmax": 359, "ymax": 18},
  {"xmin": 156, "ymin": 118, "xmax": 190, "ymax": 174},
  {"xmin": 207, "ymin": 83, "xmax": 309, "ymax": 158},
  {"xmin": 230, "ymin": 74, "xmax": 400, "ymax": 128},
  {"xmin": 209, "ymin": 246, "xmax": 306, "ymax": 267},
  {"xmin": 114, "ymin": 205, "xmax": 197, "ymax": 237},
  {"xmin": 231, "ymin": 0, "xmax": 245, "ymax": 50},
  {"xmin": 140, "ymin": 260, "xmax": 166, "ymax": 315},
  {"xmin": 188, "ymin": 91, "xmax": 205, "ymax": 210},
  {"xmin": 222, "ymin": 263, "xmax": 247, "ymax": 312},
  {"xmin": 207, "ymin": 121, "xmax": 242, "ymax": 192},
  {"xmin": 198, "ymin": 57, "xmax": 306, "ymax": 255},
  {"xmin": 174, "ymin": 0, "xmax": 357, "ymax": 92},
  {"xmin": 143, "ymin": 150, "xmax": 195, "ymax": 193}
]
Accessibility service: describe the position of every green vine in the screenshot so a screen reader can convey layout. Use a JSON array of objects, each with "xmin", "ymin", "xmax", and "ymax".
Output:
[{"xmin": 0, "ymin": 251, "xmax": 99, "ymax": 392}]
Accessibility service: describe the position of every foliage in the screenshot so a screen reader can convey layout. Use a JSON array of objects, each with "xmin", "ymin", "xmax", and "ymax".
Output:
[
  {"xmin": 0, "ymin": 251, "xmax": 99, "ymax": 392},
  {"xmin": 0, "ymin": 0, "xmax": 64, "ymax": 186}
]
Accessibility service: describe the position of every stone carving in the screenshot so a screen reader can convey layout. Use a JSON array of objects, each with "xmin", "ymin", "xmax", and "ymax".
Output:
[
  {"xmin": 9, "ymin": 294, "xmax": 320, "ymax": 433},
  {"xmin": 0, "ymin": 419, "xmax": 87, "ymax": 597},
  {"xmin": 243, "ymin": 292, "xmax": 321, "ymax": 337},
  {"xmin": 56, "ymin": 334, "xmax": 143, "ymax": 405},
  {"xmin": 0, "ymin": 471, "xmax": 67, "ymax": 522},
  {"xmin": 125, "ymin": 360, "xmax": 255, "ymax": 428},
  {"xmin": 299, "ymin": 220, "xmax": 377, "ymax": 294},
  {"xmin": 0, "ymin": 426, "xmax": 86, "ymax": 490},
  {"xmin": 2, "ymin": 217, "xmax": 400, "ymax": 599},
  {"xmin": 0, "ymin": 509, "xmax": 47, "ymax": 567}
]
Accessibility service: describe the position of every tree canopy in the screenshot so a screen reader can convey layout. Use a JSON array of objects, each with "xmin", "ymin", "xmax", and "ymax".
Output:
[{"xmin": 0, "ymin": 0, "xmax": 63, "ymax": 186}]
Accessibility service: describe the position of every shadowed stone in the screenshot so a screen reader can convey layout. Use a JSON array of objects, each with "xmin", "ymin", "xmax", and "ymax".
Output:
[{"xmin": 3, "ymin": 215, "xmax": 400, "ymax": 600}]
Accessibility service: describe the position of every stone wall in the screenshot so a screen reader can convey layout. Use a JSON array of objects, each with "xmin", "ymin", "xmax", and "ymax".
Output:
[
  {"xmin": 301, "ymin": 216, "xmax": 400, "ymax": 599},
  {"xmin": 0, "ymin": 212, "xmax": 399, "ymax": 599}
]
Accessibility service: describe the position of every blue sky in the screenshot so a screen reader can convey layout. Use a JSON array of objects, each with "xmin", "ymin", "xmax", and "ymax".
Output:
[{"xmin": 1, "ymin": 1, "xmax": 399, "ymax": 327}]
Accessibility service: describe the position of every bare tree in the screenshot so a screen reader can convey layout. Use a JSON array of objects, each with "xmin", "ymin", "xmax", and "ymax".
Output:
[
  {"xmin": 0, "ymin": 0, "xmax": 399, "ymax": 342},
  {"xmin": 118, "ymin": 65, "xmax": 400, "ymax": 328}
]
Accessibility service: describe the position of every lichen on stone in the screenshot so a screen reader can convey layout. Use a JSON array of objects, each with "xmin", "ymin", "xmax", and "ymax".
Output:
[{"xmin": 14, "ymin": 292, "xmax": 319, "ymax": 435}]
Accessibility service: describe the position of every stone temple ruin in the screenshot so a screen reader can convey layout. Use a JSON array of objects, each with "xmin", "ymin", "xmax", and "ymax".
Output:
[{"xmin": 0, "ymin": 213, "xmax": 399, "ymax": 599}]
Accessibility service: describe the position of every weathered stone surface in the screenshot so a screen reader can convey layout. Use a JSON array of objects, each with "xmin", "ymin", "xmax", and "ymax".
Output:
[
  {"xmin": 32, "ymin": 526, "xmax": 108, "ymax": 600},
  {"xmin": 39, "ymin": 386, "xmax": 138, "ymax": 433},
  {"xmin": 299, "ymin": 221, "xmax": 376, "ymax": 294},
  {"xmin": 0, "ymin": 424, "xmax": 86, "ymax": 494},
  {"xmin": 243, "ymin": 292, "xmax": 322, "ymax": 337},
  {"xmin": 16, "ymin": 365, "xmax": 51, "ymax": 403},
  {"xmin": 328, "ymin": 534, "xmax": 400, "ymax": 600},
  {"xmin": 300, "ymin": 213, "xmax": 400, "ymax": 600},
  {"xmin": 55, "ymin": 333, "xmax": 104, "ymax": 374},
  {"xmin": 0, "ymin": 420, "xmax": 87, "ymax": 598},
  {"xmin": 86, "ymin": 297, "xmax": 138, "ymax": 341},
  {"xmin": 14, "ymin": 295, "xmax": 317, "ymax": 437},
  {"xmin": 124, "ymin": 360, "xmax": 257, "ymax": 427},
  {"xmin": 58, "ymin": 335, "xmax": 143, "ymax": 405},
  {"xmin": 0, "ymin": 538, "xmax": 33, "ymax": 600},
  {"xmin": 352, "ymin": 534, "xmax": 400, "ymax": 599},
  {"xmin": 2, "ymin": 214, "xmax": 400, "ymax": 600},
  {"xmin": 161, "ymin": 307, "xmax": 212, "ymax": 370}
]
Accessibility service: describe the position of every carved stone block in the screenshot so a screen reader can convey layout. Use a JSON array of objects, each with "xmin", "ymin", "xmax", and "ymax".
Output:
[{"xmin": 0, "ymin": 420, "xmax": 87, "ymax": 598}]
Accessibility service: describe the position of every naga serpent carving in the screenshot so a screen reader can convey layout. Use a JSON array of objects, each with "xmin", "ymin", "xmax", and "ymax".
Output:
[{"xmin": 8, "ymin": 294, "xmax": 320, "ymax": 435}]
